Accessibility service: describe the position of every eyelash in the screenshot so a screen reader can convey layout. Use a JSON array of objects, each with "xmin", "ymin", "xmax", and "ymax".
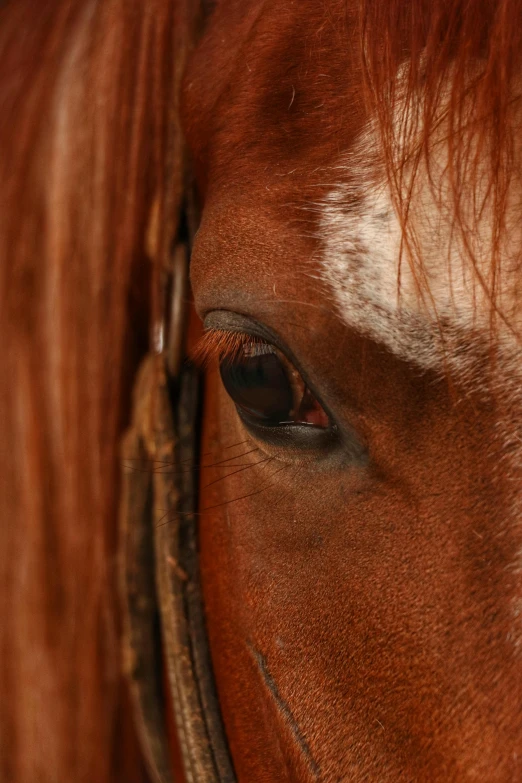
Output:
[{"xmin": 191, "ymin": 328, "xmax": 267, "ymax": 366}]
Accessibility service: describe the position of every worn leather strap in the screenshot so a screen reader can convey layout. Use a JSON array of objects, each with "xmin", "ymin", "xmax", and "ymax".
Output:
[
  {"xmin": 119, "ymin": 0, "xmax": 235, "ymax": 778},
  {"xmin": 120, "ymin": 348, "xmax": 236, "ymax": 783},
  {"xmin": 120, "ymin": 355, "xmax": 174, "ymax": 783}
]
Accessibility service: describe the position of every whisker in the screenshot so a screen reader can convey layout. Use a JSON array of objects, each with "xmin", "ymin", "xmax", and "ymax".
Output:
[
  {"xmin": 220, "ymin": 439, "xmax": 250, "ymax": 450},
  {"xmin": 125, "ymin": 446, "xmax": 261, "ymax": 479},
  {"xmin": 123, "ymin": 453, "xmax": 204, "ymax": 474},
  {"xmin": 199, "ymin": 461, "xmax": 288, "ymax": 514},
  {"xmin": 123, "ymin": 439, "xmax": 251, "ymax": 472},
  {"xmin": 202, "ymin": 461, "xmax": 264, "ymax": 469},
  {"xmin": 202, "ymin": 457, "xmax": 272, "ymax": 489},
  {"xmin": 153, "ymin": 447, "xmax": 295, "ymax": 528},
  {"xmin": 201, "ymin": 447, "xmax": 260, "ymax": 469},
  {"xmin": 155, "ymin": 506, "xmax": 176, "ymax": 528}
]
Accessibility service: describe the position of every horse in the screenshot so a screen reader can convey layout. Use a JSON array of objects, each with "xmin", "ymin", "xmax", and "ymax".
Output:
[{"xmin": 2, "ymin": 0, "xmax": 522, "ymax": 782}]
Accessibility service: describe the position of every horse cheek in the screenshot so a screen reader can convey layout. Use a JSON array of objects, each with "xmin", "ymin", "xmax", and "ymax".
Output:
[{"xmin": 199, "ymin": 370, "xmax": 300, "ymax": 782}]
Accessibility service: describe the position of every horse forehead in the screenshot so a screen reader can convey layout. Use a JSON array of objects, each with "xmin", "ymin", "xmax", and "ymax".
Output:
[
  {"xmin": 183, "ymin": 0, "xmax": 363, "ymax": 184},
  {"xmin": 190, "ymin": 194, "xmax": 319, "ymax": 316},
  {"xmin": 186, "ymin": 2, "xmax": 522, "ymax": 369}
]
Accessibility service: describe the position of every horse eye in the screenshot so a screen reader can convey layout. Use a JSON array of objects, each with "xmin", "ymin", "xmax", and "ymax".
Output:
[{"xmin": 219, "ymin": 341, "xmax": 329, "ymax": 428}]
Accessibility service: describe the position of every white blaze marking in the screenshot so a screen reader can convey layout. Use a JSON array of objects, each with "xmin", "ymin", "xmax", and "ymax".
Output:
[{"xmin": 319, "ymin": 112, "xmax": 522, "ymax": 372}]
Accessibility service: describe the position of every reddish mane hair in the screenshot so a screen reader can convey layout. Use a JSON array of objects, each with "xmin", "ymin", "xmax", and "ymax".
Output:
[
  {"xmin": 360, "ymin": 0, "xmax": 522, "ymax": 334},
  {"xmin": 1, "ymin": 0, "xmax": 521, "ymax": 780},
  {"xmin": 0, "ymin": 1, "xmax": 183, "ymax": 779}
]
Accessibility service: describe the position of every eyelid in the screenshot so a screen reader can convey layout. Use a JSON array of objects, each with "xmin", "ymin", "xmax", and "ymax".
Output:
[{"xmin": 190, "ymin": 327, "xmax": 271, "ymax": 367}]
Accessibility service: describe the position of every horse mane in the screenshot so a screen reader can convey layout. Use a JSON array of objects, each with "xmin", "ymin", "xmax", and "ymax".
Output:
[
  {"xmin": 359, "ymin": 0, "xmax": 522, "ymax": 336},
  {"xmin": 0, "ymin": 1, "xmax": 181, "ymax": 780}
]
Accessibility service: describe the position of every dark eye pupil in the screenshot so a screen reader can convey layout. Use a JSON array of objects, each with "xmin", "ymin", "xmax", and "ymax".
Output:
[{"xmin": 220, "ymin": 352, "xmax": 294, "ymax": 425}]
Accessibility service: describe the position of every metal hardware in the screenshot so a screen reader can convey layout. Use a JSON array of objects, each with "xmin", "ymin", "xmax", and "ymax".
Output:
[{"xmin": 166, "ymin": 243, "xmax": 189, "ymax": 379}]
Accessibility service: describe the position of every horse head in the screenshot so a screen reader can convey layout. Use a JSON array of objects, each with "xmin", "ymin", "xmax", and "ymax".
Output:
[{"xmin": 178, "ymin": 1, "xmax": 522, "ymax": 780}]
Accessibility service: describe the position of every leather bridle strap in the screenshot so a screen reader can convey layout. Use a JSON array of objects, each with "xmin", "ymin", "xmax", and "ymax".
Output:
[
  {"xmin": 119, "ymin": 1, "xmax": 236, "ymax": 780},
  {"xmin": 120, "ymin": 342, "xmax": 235, "ymax": 783}
]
